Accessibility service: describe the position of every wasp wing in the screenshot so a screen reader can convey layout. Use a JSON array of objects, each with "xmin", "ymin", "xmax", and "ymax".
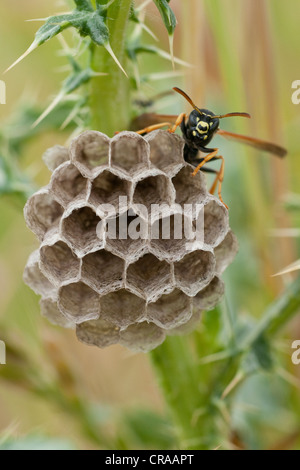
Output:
[{"xmin": 217, "ymin": 129, "xmax": 287, "ymax": 158}]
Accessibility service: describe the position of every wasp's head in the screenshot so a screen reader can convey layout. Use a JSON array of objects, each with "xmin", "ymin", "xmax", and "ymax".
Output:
[
  {"xmin": 173, "ymin": 87, "xmax": 251, "ymax": 147},
  {"xmin": 188, "ymin": 109, "xmax": 219, "ymax": 144}
]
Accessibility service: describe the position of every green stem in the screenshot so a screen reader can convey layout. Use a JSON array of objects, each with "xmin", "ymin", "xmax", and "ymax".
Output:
[
  {"xmin": 150, "ymin": 276, "xmax": 300, "ymax": 449},
  {"xmin": 90, "ymin": 0, "xmax": 132, "ymax": 135},
  {"xmin": 150, "ymin": 336, "xmax": 219, "ymax": 450}
]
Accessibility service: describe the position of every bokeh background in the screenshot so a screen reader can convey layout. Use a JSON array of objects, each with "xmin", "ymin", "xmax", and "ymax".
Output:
[{"xmin": 0, "ymin": 0, "xmax": 300, "ymax": 450}]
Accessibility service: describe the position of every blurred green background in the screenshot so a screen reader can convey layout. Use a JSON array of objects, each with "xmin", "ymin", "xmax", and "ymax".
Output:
[{"xmin": 0, "ymin": 0, "xmax": 300, "ymax": 450}]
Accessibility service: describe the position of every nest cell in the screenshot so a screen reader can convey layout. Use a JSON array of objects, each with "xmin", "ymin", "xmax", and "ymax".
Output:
[
  {"xmin": 50, "ymin": 162, "xmax": 89, "ymax": 208},
  {"xmin": 119, "ymin": 321, "xmax": 166, "ymax": 353},
  {"xmin": 24, "ymin": 189, "xmax": 63, "ymax": 241},
  {"xmin": 214, "ymin": 231, "xmax": 239, "ymax": 275},
  {"xmin": 23, "ymin": 250, "xmax": 56, "ymax": 298},
  {"xmin": 196, "ymin": 198, "xmax": 229, "ymax": 247},
  {"xmin": 40, "ymin": 298, "xmax": 75, "ymax": 328},
  {"xmin": 172, "ymin": 165, "xmax": 207, "ymax": 208},
  {"xmin": 81, "ymin": 250, "xmax": 125, "ymax": 294},
  {"xmin": 42, "ymin": 145, "xmax": 69, "ymax": 172},
  {"xmin": 88, "ymin": 169, "xmax": 131, "ymax": 217},
  {"xmin": 70, "ymin": 131, "xmax": 110, "ymax": 178},
  {"xmin": 76, "ymin": 318, "xmax": 120, "ymax": 348},
  {"xmin": 105, "ymin": 210, "xmax": 148, "ymax": 261},
  {"xmin": 40, "ymin": 240, "xmax": 80, "ymax": 287},
  {"xmin": 61, "ymin": 205, "xmax": 103, "ymax": 256},
  {"xmin": 132, "ymin": 174, "xmax": 174, "ymax": 212},
  {"xmin": 150, "ymin": 212, "xmax": 193, "ymax": 262},
  {"xmin": 167, "ymin": 311, "xmax": 202, "ymax": 336},
  {"xmin": 145, "ymin": 130, "xmax": 184, "ymax": 176},
  {"xmin": 193, "ymin": 276, "xmax": 225, "ymax": 311},
  {"xmin": 111, "ymin": 132, "xmax": 149, "ymax": 176},
  {"xmin": 58, "ymin": 281, "xmax": 100, "ymax": 323},
  {"xmin": 126, "ymin": 253, "xmax": 173, "ymax": 301},
  {"xmin": 174, "ymin": 249, "xmax": 215, "ymax": 296},
  {"xmin": 147, "ymin": 289, "xmax": 192, "ymax": 330},
  {"xmin": 99, "ymin": 289, "xmax": 146, "ymax": 328}
]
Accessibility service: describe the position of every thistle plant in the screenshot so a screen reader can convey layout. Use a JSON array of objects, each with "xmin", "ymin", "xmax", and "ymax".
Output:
[{"xmin": 1, "ymin": 0, "xmax": 300, "ymax": 451}]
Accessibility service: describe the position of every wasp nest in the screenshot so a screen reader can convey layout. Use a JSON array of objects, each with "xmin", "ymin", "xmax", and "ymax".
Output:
[{"xmin": 24, "ymin": 130, "xmax": 238, "ymax": 352}]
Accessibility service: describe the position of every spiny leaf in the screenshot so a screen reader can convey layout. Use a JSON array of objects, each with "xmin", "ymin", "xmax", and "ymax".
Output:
[
  {"xmin": 153, "ymin": 1, "xmax": 177, "ymax": 67},
  {"xmin": 33, "ymin": 62, "xmax": 104, "ymax": 127},
  {"xmin": 153, "ymin": 0, "xmax": 177, "ymax": 36},
  {"xmin": 4, "ymin": 14, "xmax": 79, "ymax": 73},
  {"xmin": 84, "ymin": 12, "xmax": 109, "ymax": 45},
  {"xmin": 73, "ymin": 0, "xmax": 93, "ymax": 11},
  {"xmin": 5, "ymin": 6, "xmax": 127, "ymax": 76}
]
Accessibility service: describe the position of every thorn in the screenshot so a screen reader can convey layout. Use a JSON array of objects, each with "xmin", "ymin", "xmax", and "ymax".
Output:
[
  {"xmin": 221, "ymin": 371, "xmax": 244, "ymax": 399},
  {"xmin": 32, "ymin": 91, "xmax": 64, "ymax": 128},
  {"xmin": 90, "ymin": 71, "xmax": 108, "ymax": 77},
  {"xmin": 4, "ymin": 42, "xmax": 37, "ymax": 74},
  {"xmin": 169, "ymin": 35, "xmax": 175, "ymax": 70},
  {"xmin": 155, "ymin": 48, "xmax": 193, "ymax": 68},
  {"xmin": 272, "ymin": 259, "xmax": 300, "ymax": 277},
  {"xmin": 25, "ymin": 18, "xmax": 49, "ymax": 22},
  {"xmin": 140, "ymin": 23, "xmax": 158, "ymax": 41},
  {"xmin": 137, "ymin": 0, "xmax": 152, "ymax": 11},
  {"xmin": 104, "ymin": 43, "xmax": 128, "ymax": 77}
]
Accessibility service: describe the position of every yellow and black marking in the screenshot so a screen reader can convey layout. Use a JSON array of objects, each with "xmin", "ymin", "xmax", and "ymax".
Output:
[{"xmin": 131, "ymin": 86, "xmax": 287, "ymax": 209}]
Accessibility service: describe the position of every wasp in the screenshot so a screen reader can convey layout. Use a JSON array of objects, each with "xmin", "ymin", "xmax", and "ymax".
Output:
[{"xmin": 134, "ymin": 87, "xmax": 287, "ymax": 208}]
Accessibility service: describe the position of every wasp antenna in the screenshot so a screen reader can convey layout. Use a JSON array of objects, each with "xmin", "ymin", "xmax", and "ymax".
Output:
[
  {"xmin": 215, "ymin": 112, "xmax": 251, "ymax": 119},
  {"xmin": 173, "ymin": 87, "xmax": 203, "ymax": 114}
]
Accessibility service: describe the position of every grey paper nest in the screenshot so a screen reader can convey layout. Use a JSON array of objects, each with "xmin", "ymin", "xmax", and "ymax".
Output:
[{"xmin": 23, "ymin": 130, "xmax": 238, "ymax": 352}]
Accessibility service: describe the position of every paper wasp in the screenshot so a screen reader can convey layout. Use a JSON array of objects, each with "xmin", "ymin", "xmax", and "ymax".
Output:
[{"xmin": 134, "ymin": 87, "xmax": 287, "ymax": 208}]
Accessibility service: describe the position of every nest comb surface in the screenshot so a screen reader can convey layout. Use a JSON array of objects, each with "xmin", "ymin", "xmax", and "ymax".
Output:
[{"xmin": 24, "ymin": 130, "xmax": 238, "ymax": 352}]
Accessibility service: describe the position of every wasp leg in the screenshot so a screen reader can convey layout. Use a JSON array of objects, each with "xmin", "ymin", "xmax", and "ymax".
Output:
[
  {"xmin": 135, "ymin": 122, "xmax": 173, "ymax": 135},
  {"xmin": 216, "ymin": 156, "xmax": 228, "ymax": 209},
  {"xmin": 168, "ymin": 113, "xmax": 187, "ymax": 133},
  {"xmin": 208, "ymin": 156, "xmax": 228, "ymax": 209},
  {"xmin": 191, "ymin": 149, "xmax": 219, "ymax": 176},
  {"xmin": 209, "ymin": 173, "xmax": 219, "ymax": 195}
]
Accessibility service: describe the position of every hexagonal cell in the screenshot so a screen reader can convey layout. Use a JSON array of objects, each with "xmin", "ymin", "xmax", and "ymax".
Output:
[
  {"xmin": 174, "ymin": 249, "xmax": 215, "ymax": 296},
  {"xmin": 214, "ymin": 230, "xmax": 239, "ymax": 274},
  {"xmin": 24, "ymin": 188, "xmax": 64, "ymax": 241},
  {"xmin": 194, "ymin": 198, "xmax": 229, "ymax": 247},
  {"xmin": 23, "ymin": 250, "xmax": 56, "ymax": 298},
  {"xmin": 40, "ymin": 298, "xmax": 75, "ymax": 329},
  {"xmin": 145, "ymin": 130, "xmax": 184, "ymax": 176},
  {"xmin": 119, "ymin": 321, "xmax": 166, "ymax": 353},
  {"xmin": 172, "ymin": 165, "xmax": 207, "ymax": 208},
  {"xmin": 58, "ymin": 281, "xmax": 100, "ymax": 323},
  {"xmin": 40, "ymin": 240, "xmax": 81, "ymax": 287},
  {"xmin": 126, "ymin": 253, "xmax": 173, "ymax": 301},
  {"xmin": 88, "ymin": 169, "xmax": 131, "ymax": 217},
  {"xmin": 61, "ymin": 205, "xmax": 103, "ymax": 256},
  {"xmin": 105, "ymin": 210, "xmax": 148, "ymax": 261},
  {"xmin": 70, "ymin": 131, "xmax": 110, "ymax": 178},
  {"xmin": 150, "ymin": 212, "xmax": 193, "ymax": 262},
  {"xmin": 147, "ymin": 289, "xmax": 192, "ymax": 330},
  {"xmin": 111, "ymin": 132, "xmax": 149, "ymax": 176},
  {"xmin": 50, "ymin": 162, "xmax": 89, "ymax": 208},
  {"xmin": 76, "ymin": 318, "xmax": 120, "ymax": 348},
  {"xmin": 132, "ymin": 174, "xmax": 174, "ymax": 212},
  {"xmin": 167, "ymin": 311, "xmax": 202, "ymax": 336},
  {"xmin": 81, "ymin": 250, "xmax": 125, "ymax": 294},
  {"xmin": 99, "ymin": 289, "xmax": 146, "ymax": 328},
  {"xmin": 193, "ymin": 276, "xmax": 225, "ymax": 311},
  {"xmin": 42, "ymin": 145, "xmax": 69, "ymax": 172}
]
